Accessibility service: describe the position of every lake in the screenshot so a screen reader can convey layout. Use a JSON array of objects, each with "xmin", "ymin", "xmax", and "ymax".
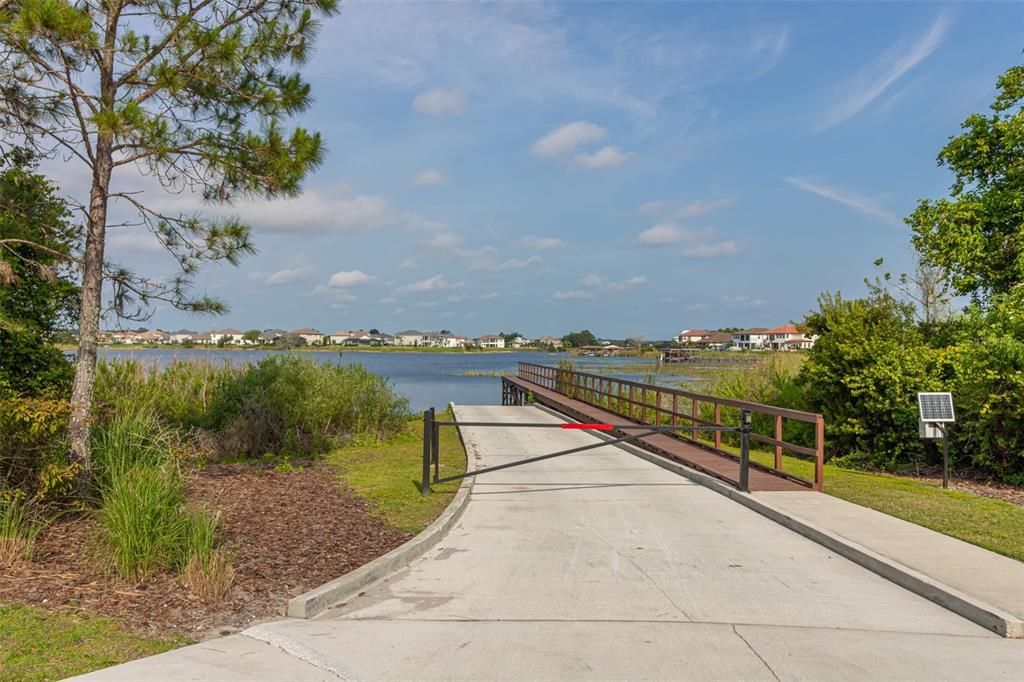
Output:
[{"xmin": 95, "ymin": 348, "xmax": 695, "ymax": 412}]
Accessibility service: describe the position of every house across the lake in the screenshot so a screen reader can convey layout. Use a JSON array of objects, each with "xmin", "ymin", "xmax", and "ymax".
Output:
[{"xmin": 475, "ymin": 334, "xmax": 505, "ymax": 349}]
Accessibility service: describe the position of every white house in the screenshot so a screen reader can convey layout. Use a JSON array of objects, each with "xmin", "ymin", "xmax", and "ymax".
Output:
[
  {"xmin": 169, "ymin": 329, "xmax": 197, "ymax": 343},
  {"xmin": 436, "ymin": 333, "xmax": 469, "ymax": 348},
  {"xmin": 538, "ymin": 335, "xmax": 563, "ymax": 348},
  {"xmin": 676, "ymin": 329, "xmax": 711, "ymax": 345},
  {"xmin": 731, "ymin": 328, "xmax": 770, "ymax": 350},
  {"xmin": 292, "ymin": 328, "xmax": 325, "ymax": 345},
  {"xmin": 766, "ymin": 324, "xmax": 817, "ymax": 350},
  {"xmin": 209, "ymin": 328, "xmax": 243, "ymax": 345},
  {"xmin": 394, "ymin": 329, "xmax": 426, "ymax": 346},
  {"xmin": 476, "ymin": 334, "xmax": 505, "ymax": 349}
]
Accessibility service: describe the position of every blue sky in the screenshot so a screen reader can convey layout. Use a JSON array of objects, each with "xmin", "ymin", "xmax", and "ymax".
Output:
[{"xmin": 104, "ymin": 1, "xmax": 1022, "ymax": 339}]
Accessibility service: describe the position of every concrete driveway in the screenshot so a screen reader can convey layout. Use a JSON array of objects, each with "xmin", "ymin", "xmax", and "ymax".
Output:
[{"xmin": 79, "ymin": 405, "xmax": 1023, "ymax": 680}]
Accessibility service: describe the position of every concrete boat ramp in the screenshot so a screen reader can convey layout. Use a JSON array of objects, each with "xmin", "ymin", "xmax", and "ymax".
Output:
[{"xmin": 76, "ymin": 405, "xmax": 1024, "ymax": 681}]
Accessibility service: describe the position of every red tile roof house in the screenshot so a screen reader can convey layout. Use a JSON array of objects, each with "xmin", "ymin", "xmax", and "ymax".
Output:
[{"xmin": 765, "ymin": 324, "xmax": 817, "ymax": 350}]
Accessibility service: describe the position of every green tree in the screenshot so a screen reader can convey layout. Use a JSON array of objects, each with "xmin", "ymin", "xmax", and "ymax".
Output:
[
  {"xmin": 243, "ymin": 329, "xmax": 261, "ymax": 344},
  {"xmin": 0, "ymin": 148, "xmax": 79, "ymax": 395},
  {"xmin": 907, "ymin": 63, "xmax": 1024, "ymax": 302},
  {"xmin": 0, "ymin": 0, "xmax": 337, "ymax": 477},
  {"xmin": 561, "ymin": 330, "xmax": 596, "ymax": 348}
]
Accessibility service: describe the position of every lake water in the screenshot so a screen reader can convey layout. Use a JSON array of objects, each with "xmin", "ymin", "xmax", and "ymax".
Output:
[{"xmin": 95, "ymin": 348, "xmax": 694, "ymax": 412}]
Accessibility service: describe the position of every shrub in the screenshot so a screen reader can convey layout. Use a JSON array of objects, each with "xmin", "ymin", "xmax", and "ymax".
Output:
[
  {"xmin": 948, "ymin": 291, "xmax": 1024, "ymax": 482},
  {"xmin": 0, "ymin": 394, "xmax": 70, "ymax": 495},
  {"xmin": 0, "ymin": 494, "xmax": 44, "ymax": 567},
  {"xmin": 207, "ymin": 356, "xmax": 408, "ymax": 458},
  {"xmin": 182, "ymin": 549, "xmax": 234, "ymax": 602},
  {"xmin": 801, "ymin": 292, "xmax": 945, "ymax": 469}
]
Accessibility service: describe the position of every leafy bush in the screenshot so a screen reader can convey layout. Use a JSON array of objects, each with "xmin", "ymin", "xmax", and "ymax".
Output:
[
  {"xmin": 948, "ymin": 291, "xmax": 1024, "ymax": 482},
  {"xmin": 207, "ymin": 356, "xmax": 408, "ymax": 458},
  {"xmin": 0, "ymin": 394, "xmax": 70, "ymax": 495},
  {"xmin": 800, "ymin": 292, "xmax": 945, "ymax": 469}
]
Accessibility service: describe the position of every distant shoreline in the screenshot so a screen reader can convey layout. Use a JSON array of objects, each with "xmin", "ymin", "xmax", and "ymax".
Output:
[{"xmin": 65, "ymin": 344, "xmax": 554, "ymax": 355}]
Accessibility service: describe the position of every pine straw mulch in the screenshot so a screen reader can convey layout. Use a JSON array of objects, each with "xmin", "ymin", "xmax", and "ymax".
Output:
[{"xmin": 0, "ymin": 463, "xmax": 409, "ymax": 639}]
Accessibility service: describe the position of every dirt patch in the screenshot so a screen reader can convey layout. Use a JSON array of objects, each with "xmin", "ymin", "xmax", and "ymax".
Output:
[{"xmin": 0, "ymin": 464, "xmax": 409, "ymax": 639}]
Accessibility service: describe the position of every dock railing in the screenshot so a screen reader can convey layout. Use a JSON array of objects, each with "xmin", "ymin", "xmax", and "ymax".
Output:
[{"xmin": 516, "ymin": 361, "xmax": 825, "ymax": 490}]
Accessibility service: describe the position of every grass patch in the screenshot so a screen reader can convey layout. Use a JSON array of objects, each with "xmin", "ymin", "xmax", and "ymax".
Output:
[
  {"xmin": 329, "ymin": 414, "xmax": 466, "ymax": 535},
  {"xmin": 0, "ymin": 604, "xmax": 185, "ymax": 681},
  {"xmin": 724, "ymin": 444, "xmax": 1024, "ymax": 561}
]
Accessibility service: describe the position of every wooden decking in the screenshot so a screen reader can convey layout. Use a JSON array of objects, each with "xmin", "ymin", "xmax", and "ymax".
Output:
[{"xmin": 504, "ymin": 376, "xmax": 808, "ymax": 492}]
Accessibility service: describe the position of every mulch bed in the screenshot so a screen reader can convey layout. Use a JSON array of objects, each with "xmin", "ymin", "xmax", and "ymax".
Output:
[{"xmin": 0, "ymin": 464, "xmax": 409, "ymax": 639}]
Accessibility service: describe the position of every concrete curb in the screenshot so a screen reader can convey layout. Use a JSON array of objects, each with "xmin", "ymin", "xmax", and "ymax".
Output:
[
  {"xmin": 534, "ymin": 404, "xmax": 1023, "ymax": 639},
  {"xmin": 287, "ymin": 404, "xmax": 475, "ymax": 619}
]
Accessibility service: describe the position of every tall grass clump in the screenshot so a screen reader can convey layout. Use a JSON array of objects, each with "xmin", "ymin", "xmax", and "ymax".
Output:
[
  {"xmin": 207, "ymin": 356, "xmax": 409, "ymax": 458},
  {"xmin": 698, "ymin": 354, "xmax": 813, "ymax": 449},
  {"xmin": 97, "ymin": 465, "xmax": 186, "ymax": 580},
  {"xmin": 180, "ymin": 510, "xmax": 233, "ymax": 602},
  {"xmin": 91, "ymin": 410, "xmax": 179, "ymax": 495},
  {"xmin": 94, "ymin": 359, "xmax": 237, "ymax": 429},
  {"xmin": 0, "ymin": 495, "xmax": 44, "ymax": 567}
]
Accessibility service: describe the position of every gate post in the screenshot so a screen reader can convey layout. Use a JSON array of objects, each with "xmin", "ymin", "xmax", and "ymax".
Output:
[
  {"xmin": 431, "ymin": 407, "xmax": 440, "ymax": 482},
  {"xmin": 421, "ymin": 408, "xmax": 432, "ymax": 495},
  {"xmin": 739, "ymin": 409, "xmax": 752, "ymax": 493}
]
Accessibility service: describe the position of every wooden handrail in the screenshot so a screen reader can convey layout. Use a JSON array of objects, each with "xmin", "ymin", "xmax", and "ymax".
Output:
[{"xmin": 516, "ymin": 362, "xmax": 825, "ymax": 490}]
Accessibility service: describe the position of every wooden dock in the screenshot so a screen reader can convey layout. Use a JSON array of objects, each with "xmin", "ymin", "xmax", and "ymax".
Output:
[{"xmin": 503, "ymin": 375, "xmax": 809, "ymax": 492}]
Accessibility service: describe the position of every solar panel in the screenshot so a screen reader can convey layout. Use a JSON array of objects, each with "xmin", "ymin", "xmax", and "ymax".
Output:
[{"xmin": 918, "ymin": 392, "xmax": 955, "ymax": 423}]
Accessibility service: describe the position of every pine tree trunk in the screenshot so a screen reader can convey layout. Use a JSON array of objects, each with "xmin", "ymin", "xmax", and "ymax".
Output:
[
  {"xmin": 67, "ymin": 134, "xmax": 113, "ymax": 481},
  {"xmin": 68, "ymin": 5, "xmax": 118, "ymax": 484}
]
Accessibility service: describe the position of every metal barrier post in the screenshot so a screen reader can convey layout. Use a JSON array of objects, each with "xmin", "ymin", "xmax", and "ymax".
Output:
[
  {"xmin": 739, "ymin": 408, "xmax": 752, "ymax": 493},
  {"xmin": 421, "ymin": 408, "xmax": 432, "ymax": 495},
  {"xmin": 431, "ymin": 407, "xmax": 440, "ymax": 482}
]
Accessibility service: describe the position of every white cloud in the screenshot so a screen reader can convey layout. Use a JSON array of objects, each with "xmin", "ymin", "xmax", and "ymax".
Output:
[
  {"xmin": 520, "ymin": 235, "xmax": 568, "ymax": 251},
  {"xmin": 477, "ymin": 256, "xmax": 542, "ymax": 272},
  {"xmin": 479, "ymin": 292, "xmax": 500, "ymax": 301},
  {"xmin": 217, "ymin": 187, "xmax": 433, "ymax": 234},
  {"xmin": 413, "ymin": 168, "xmax": 446, "ymax": 186},
  {"xmin": 424, "ymin": 231, "xmax": 464, "ymax": 250},
  {"xmin": 531, "ymin": 121, "xmax": 606, "ymax": 157},
  {"xmin": 680, "ymin": 240, "xmax": 740, "ymax": 259},
  {"xmin": 637, "ymin": 223, "xmax": 680, "ymax": 246},
  {"xmin": 686, "ymin": 303, "xmax": 710, "ymax": 311},
  {"xmin": 328, "ymin": 270, "xmax": 376, "ymax": 288},
  {"xmin": 310, "ymin": 285, "xmax": 358, "ymax": 303},
  {"xmin": 784, "ymin": 176, "xmax": 900, "ymax": 226},
  {"xmin": 105, "ymin": 230, "xmax": 165, "ymax": 257},
  {"xmin": 379, "ymin": 297, "xmax": 398, "ymax": 304},
  {"xmin": 552, "ymin": 289, "xmax": 595, "ymax": 301},
  {"xmin": 817, "ymin": 13, "xmax": 951, "ymax": 130},
  {"xmin": 721, "ymin": 294, "xmax": 767, "ymax": 309},
  {"xmin": 447, "ymin": 294, "xmax": 468, "ymax": 303},
  {"xmin": 579, "ymin": 273, "xmax": 647, "ymax": 293},
  {"xmin": 398, "ymin": 256, "xmax": 420, "ymax": 270},
  {"xmin": 396, "ymin": 274, "xmax": 463, "ymax": 295},
  {"xmin": 574, "ymin": 145, "xmax": 630, "ymax": 169},
  {"xmin": 412, "ymin": 88, "xmax": 467, "ymax": 116},
  {"xmin": 266, "ymin": 258, "xmax": 317, "ymax": 285},
  {"xmin": 639, "ymin": 198, "xmax": 733, "ymax": 221},
  {"xmin": 312, "ymin": 4, "xmax": 788, "ymax": 123}
]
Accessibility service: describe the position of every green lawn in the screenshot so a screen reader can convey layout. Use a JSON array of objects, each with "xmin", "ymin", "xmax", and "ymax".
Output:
[
  {"xmin": 0, "ymin": 605, "xmax": 184, "ymax": 682},
  {"xmin": 329, "ymin": 413, "xmax": 467, "ymax": 534},
  {"xmin": 738, "ymin": 446, "xmax": 1024, "ymax": 561}
]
